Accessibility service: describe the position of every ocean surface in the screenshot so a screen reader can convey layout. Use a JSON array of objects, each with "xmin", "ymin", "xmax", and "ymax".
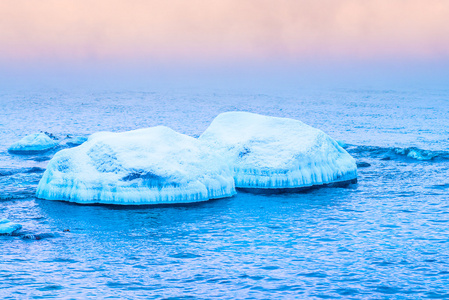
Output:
[{"xmin": 1, "ymin": 87, "xmax": 449, "ymax": 299}]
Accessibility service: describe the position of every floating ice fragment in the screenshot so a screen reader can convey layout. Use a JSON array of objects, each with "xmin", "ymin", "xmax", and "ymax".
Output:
[
  {"xmin": 336, "ymin": 140, "xmax": 348, "ymax": 149},
  {"xmin": 8, "ymin": 133, "xmax": 59, "ymax": 154},
  {"xmin": 0, "ymin": 218, "xmax": 22, "ymax": 235},
  {"xmin": 64, "ymin": 136, "xmax": 88, "ymax": 147},
  {"xmin": 36, "ymin": 126, "xmax": 236, "ymax": 205},
  {"xmin": 199, "ymin": 112, "xmax": 357, "ymax": 190}
]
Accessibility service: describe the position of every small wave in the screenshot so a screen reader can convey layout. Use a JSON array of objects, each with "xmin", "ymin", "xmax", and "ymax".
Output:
[
  {"xmin": 348, "ymin": 145, "xmax": 449, "ymax": 162},
  {"xmin": 38, "ymin": 285, "xmax": 64, "ymax": 291},
  {"xmin": 25, "ymin": 167, "xmax": 45, "ymax": 173},
  {"xmin": 169, "ymin": 252, "xmax": 202, "ymax": 259},
  {"xmin": 428, "ymin": 183, "xmax": 449, "ymax": 190},
  {"xmin": 0, "ymin": 194, "xmax": 34, "ymax": 201},
  {"xmin": 0, "ymin": 169, "xmax": 14, "ymax": 176},
  {"xmin": 356, "ymin": 161, "xmax": 371, "ymax": 168},
  {"xmin": 260, "ymin": 266, "xmax": 280, "ymax": 271},
  {"xmin": 297, "ymin": 271, "xmax": 327, "ymax": 278},
  {"xmin": 30, "ymin": 156, "xmax": 52, "ymax": 162},
  {"xmin": 21, "ymin": 233, "xmax": 56, "ymax": 240},
  {"xmin": 0, "ymin": 167, "xmax": 45, "ymax": 177},
  {"xmin": 334, "ymin": 288, "xmax": 360, "ymax": 296}
]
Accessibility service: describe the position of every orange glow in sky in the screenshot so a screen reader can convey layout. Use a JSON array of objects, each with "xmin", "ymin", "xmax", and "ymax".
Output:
[{"xmin": 1, "ymin": 0, "xmax": 448, "ymax": 66}]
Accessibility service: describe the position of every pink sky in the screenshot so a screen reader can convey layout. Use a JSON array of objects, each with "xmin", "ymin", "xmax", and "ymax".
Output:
[{"xmin": 1, "ymin": 0, "xmax": 448, "ymax": 66}]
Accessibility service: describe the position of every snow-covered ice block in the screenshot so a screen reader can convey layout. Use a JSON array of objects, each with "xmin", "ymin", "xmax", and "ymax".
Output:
[
  {"xmin": 8, "ymin": 133, "xmax": 58, "ymax": 153},
  {"xmin": 0, "ymin": 219, "xmax": 22, "ymax": 235},
  {"xmin": 199, "ymin": 112, "xmax": 357, "ymax": 190},
  {"xmin": 37, "ymin": 126, "xmax": 236, "ymax": 205}
]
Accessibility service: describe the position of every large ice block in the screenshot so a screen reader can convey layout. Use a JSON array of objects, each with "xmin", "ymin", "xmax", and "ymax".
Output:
[
  {"xmin": 37, "ymin": 126, "xmax": 236, "ymax": 204},
  {"xmin": 199, "ymin": 112, "xmax": 357, "ymax": 190}
]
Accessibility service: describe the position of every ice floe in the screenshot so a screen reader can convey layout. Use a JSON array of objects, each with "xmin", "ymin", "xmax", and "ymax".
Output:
[
  {"xmin": 64, "ymin": 136, "xmax": 88, "ymax": 147},
  {"xmin": 0, "ymin": 219, "xmax": 22, "ymax": 235},
  {"xmin": 36, "ymin": 126, "xmax": 236, "ymax": 204},
  {"xmin": 8, "ymin": 133, "xmax": 59, "ymax": 154},
  {"xmin": 199, "ymin": 112, "xmax": 357, "ymax": 190}
]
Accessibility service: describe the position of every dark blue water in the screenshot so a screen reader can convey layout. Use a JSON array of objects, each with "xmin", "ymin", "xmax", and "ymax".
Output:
[{"xmin": 1, "ymin": 87, "xmax": 449, "ymax": 299}]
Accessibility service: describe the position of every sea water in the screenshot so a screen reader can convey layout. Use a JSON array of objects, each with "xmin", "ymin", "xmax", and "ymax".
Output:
[{"xmin": 1, "ymin": 87, "xmax": 448, "ymax": 299}]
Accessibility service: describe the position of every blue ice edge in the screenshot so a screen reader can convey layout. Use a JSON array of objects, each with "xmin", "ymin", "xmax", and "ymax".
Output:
[
  {"xmin": 237, "ymin": 178, "xmax": 358, "ymax": 194},
  {"xmin": 36, "ymin": 112, "xmax": 357, "ymax": 205}
]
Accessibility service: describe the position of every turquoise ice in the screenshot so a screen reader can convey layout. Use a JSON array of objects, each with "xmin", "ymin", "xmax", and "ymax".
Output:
[{"xmin": 0, "ymin": 219, "xmax": 22, "ymax": 235}]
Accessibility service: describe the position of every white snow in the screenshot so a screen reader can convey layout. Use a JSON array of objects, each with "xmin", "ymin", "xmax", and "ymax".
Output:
[
  {"xmin": 36, "ymin": 126, "xmax": 236, "ymax": 205},
  {"xmin": 0, "ymin": 219, "xmax": 22, "ymax": 235},
  {"xmin": 8, "ymin": 133, "xmax": 58, "ymax": 153},
  {"xmin": 199, "ymin": 112, "xmax": 357, "ymax": 189}
]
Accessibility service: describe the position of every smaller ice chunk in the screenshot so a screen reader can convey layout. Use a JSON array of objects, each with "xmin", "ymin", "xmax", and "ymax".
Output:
[
  {"xmin": 64, "ymin": 136, "xmax": 88, "ymax": 147},
  {"xmin": 336, "ymin": 140, "xmax": 348, "ymax": 149},
  {"xmin": 8, "ymin": 133, "xmax": 58, "ymax": 154},
  {"xmin": 0, "ymin": 219, "xmax": 22, "ymax": 235},
  {"xmin": 37, "ymin": 126, "xmax": 236, "ymax": 205},
  {"xmin": 199, "ymin": 112, "xmax": 357, "ymax": 190}
]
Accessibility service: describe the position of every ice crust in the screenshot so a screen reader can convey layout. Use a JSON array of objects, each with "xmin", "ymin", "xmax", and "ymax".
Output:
[
  {"xmin": 199, "ymin": 112, "xmax": 357, "ymax": 189},
  {"xmin": 36, "ymin": 126, "xmax": 236, "ymax": 205},
  {"xmin": 0, "ymin": 219, "xmax": 22, "ymax": 235},
  {"xmin": 8, "ymin": 133, "xmax": 58, "ymax": 153}
]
